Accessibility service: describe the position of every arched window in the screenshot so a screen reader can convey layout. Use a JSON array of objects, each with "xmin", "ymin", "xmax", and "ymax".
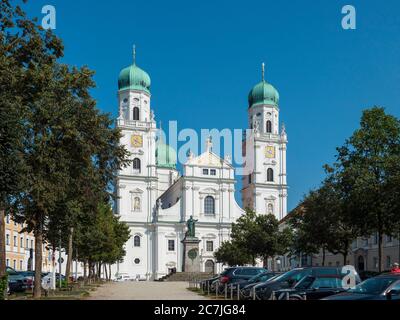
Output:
[
  {"xmin": 133, "ymin": 197, "xmax": 141, "ymax": 212},
  {"xmin": 267, "ymin": 168, "xmax": 274, "ymax": 182},
  {"xmin": 133, "ymin": 158, "xmax": 141, "ymax": 172},
  {"xmin": 134, "ymin": 235, "xmax": 141, "ymax": 247},
  {"xmin": 266, "ymin": 120, "xmax": 272, "ymax": 133},
  {"xmin": 204, "ymin": 196, "xmax": 215, "ymax": 215},
  {"xmin": 133, "ymin": 107, "xmax": 140, "ymax": 120}
]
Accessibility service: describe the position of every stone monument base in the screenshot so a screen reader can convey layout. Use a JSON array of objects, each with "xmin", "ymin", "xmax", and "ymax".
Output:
[{"xmin": 181, "ymin": 237, "xmax": 201, "ymax": 273}]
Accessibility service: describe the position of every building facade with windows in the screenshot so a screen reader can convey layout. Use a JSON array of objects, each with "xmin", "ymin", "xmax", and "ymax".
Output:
[
  {"xmin": 113, "ymin": 54, "xmax": 288, "ymax": 280},
  {"xmin": 4, "ymin": 214, "xmax": 53, "ymax": 272}
]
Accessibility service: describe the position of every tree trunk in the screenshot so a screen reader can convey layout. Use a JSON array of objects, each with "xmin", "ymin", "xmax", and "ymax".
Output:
[
  {"xmin": 0, "ymin": 210, "xmax": 7, "ymax": 300},
  {"xmin": 65, "ymin": 227, "xmax": 74, "ymax": 285},
  {"xmin": 104, "ymin": 264, "xmax": 108, "ymax": 281},
  {"xmin": 33, "ymin": 229, "xmax": 43, "ymax": 298},
  {"xmin": 343, "ymin": 252, "xmax": 348, "ymax": 266},
  {"xmin": 83, "ymin": 261, "xmax": 87, "ymax": 284},
  {"xmin": 378, "ymin": 232, "xmax": 383, "ymax": 272},
  {"xmin": 109, "ymin": 264, "xmax": 112, "ymax": 281},
  {"xmin": 322, "ymin": 248, "xmax": 326, "ymax": 266}
]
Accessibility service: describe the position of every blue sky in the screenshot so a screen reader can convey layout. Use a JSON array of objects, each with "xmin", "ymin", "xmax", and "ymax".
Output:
[{"xmin": 23, "ymin": 0, "xmax": 400, "ymax": 211}]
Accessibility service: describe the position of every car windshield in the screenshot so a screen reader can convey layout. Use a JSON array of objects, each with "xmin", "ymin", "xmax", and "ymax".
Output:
[
  {"xmin": 294, "ymin": 276, "xmax": 316, "ymax": 289},
  {"xmin": 348, "ymin": 277, "xmax": 396, "ymax": 295},
  {"xmin": 272, "ymin": 269, "xmax": 303, "ymax": 282},
  {"xmin": 248, "ymin": 272, "xmax": 268, "ymax": 283},
  {"xmin": 220, "ymin": 268, "xmax": 235, "ymax": 276}
]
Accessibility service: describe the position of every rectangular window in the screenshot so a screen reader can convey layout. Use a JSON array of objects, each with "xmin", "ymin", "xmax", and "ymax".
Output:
[
  {"xmin": 13, "ymin": 236, "xmax": 17, "ymax": 247},
  {"xmin": 210, "ymin": 169, "xmax": 216, "ymax": 176},
  {"xmin": 13, "ymin": 260, "xmax": 16, "ymax": 269},
  {"xmin": 19, "ymin": 260, "xmax": 23, "ymax": 270},
  {"xmin": 6, "ymin": 214, "xmax": 10, "ymax": 224},
  {"xmin": 6, "ymin": 259, "xmax": 9, "ymax": 267},
  {"xmin": 373, "ymin": 233, "xmax": 378, "ymax": 245},
  {"xmin": 31, "ymin": 240, "xmax": 33, "ymax": 249},
  {"xmin": 387, "ymin": 256, "xmax": 392, "ymax": 269},
  {"xmin": 26, "ymin": 239, "xmax": 29, "ymax": 249},
  {"xmin": 203, "ymin": 169, "xmax": 209, "ymax": 175},
  {"xmin": 206, "ymin": 241, "xmax": 214, "ymax": 252},
  {"xmin": 20, "ymin": 237, "xmax": 24, "ymax": 248},
  {"xmin": 168, "ymin": 240, "xmax": 175, "ymax": 251},
  {"xmin": 373, "ymin": 257, "xmax": 378, "ymax": 269},
  {"xmin": 6, "ymin": 234, "xmax": 10, "ymax": 245}
]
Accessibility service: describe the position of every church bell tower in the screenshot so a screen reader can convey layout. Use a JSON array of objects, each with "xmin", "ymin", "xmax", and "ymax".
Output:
[{"xmin": 241, "ymin": 63, "xmax": 288, "ymax": 220}]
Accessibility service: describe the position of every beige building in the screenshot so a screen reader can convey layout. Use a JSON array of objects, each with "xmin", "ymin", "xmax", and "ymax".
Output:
[
  {"xmin": 4, "ymin": 214, "xmax": 53, "ymax": 272},
  {"xmin": 269, "ymin": 212, "xmax": 400, "ymax": 273},
  {"xmin": 311, "ymin": 235, "xmax": 400, "ymax": 272}
]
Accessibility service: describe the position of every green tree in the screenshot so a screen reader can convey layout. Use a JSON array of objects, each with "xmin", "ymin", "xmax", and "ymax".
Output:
[
  {"xmin": 334, "ymin": 107, "xmax": 400, "ymax": 272},
  {"xmin": 289, "ymin": 191, "xmax": 333, "ymax": 266},
  {"xmin": 215, "ymin": 210, "xmax": 292, "ymax": 268},
  {"xmin": 0, "ymin": 0, "xmax": 62, "ymax": 298},
  {"xmin": 214, "ymin": 241, "xmax": 252, "ymax": 266}
]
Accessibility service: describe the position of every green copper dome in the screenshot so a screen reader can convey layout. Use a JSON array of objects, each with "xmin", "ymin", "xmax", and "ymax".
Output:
[
  {"xmin": 118, "ymin": 63, "xmax": 151, "ymax": 93},
  {"xmin": 248, "ymin": 80, "xmax": 279, "ymax": 108},
  {"xmin": 156, "ymin": 143, "xmax": 177, "ymax": 169}
]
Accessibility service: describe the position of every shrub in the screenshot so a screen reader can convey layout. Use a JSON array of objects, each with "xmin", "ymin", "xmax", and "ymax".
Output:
[{"xmin": 0, "ymin": 274, "xmax": 8, "ymax": 300}]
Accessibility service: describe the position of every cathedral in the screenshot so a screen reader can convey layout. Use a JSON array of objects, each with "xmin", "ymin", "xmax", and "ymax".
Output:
[{"xmin": 113, "ymin": 53, "xmax": 288, "ymax": 280}]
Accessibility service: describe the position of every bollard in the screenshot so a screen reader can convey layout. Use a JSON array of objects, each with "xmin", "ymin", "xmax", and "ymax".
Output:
[
  {"xmin": 216, "ymin": 283, "xmax": 218, "ymax": 298},
  {"xmin": 237, "ymin": 284, "xmax": 240, "ymax": 300},
  {"xmin": 253, "ymin": 287, "xmax": 256, "ymax": 300},
  {"xmin": 230, "ymin": 285, "xmax": 233, "ymax": 300},
  {"xmin": 224, "ymin": 284, "xmax": 227, "ymax": 300},
  {"xmin": 303, "ymin": 293, "xmax": 307, "ymax": 301},
  {"xmin": 286, "ymin": 291, "xmax": 290, "ymax": 300},
  {"xmin": 207, "ymin": 281, "xmax": 210, "ymax": 295},
  {"xmin": 271, "ymin": 291, "xmax": 275, "ymax": 300}
]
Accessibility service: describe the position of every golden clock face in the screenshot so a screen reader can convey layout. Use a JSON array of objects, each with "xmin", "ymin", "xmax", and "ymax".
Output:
[
  {"xmin": 131, "ymin": 135, "xmax": 143, "ymax": 148},
  {"xmin": 265, "ymin": 146, "xmax": 276, "ymax": 159}
]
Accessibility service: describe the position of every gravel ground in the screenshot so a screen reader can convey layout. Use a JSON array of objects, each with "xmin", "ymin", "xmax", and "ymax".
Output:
[{"xmin": 87, "ymin": 281, "xmax": 208, "ymax": 300}]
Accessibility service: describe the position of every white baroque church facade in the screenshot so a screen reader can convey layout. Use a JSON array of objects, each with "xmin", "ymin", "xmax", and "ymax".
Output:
[{"xmin": 113, "ymin": 56, "xmax": 288, "ymax": 280}]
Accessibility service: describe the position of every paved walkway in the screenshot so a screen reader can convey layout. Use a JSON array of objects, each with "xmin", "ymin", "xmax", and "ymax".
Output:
[{"xmin": 87, "ymin": 281, "xmax": 208, "ymax": 300}]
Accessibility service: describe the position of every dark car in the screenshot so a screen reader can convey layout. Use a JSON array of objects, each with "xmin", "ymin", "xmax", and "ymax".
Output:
[
  {"xmin": 6, "ymin": 267, "xmax": 27, "ymax": 294},
  {"xmin": 274, "ymin": 275, "xmax": 347, "ymax": 300},
  {"xmin": 323, "ymin": 273, "xmax": 400, "ymax": 300},
  {"xmin": 254, "ymin": 266, "xmax": 361, "ymax": 300},
  {"xmin": 239, "ymin": 272, "xmax": 281, "ymax": 299},
  {"xmin": 19, "ymin": 271, "xmax": 35, "ymax": 289},
  {"xmin": 216, "ymin": 267, "xmax": 267, "ymax": 294}
]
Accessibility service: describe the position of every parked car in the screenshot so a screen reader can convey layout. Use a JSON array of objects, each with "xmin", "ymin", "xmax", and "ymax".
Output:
[
  {"xmin": 6, "ymin": 267, "xmax": 27, "ymax": 294},
  {"xmin": 254, "ymin": 266, "xmax": 361, "ymax": 300},
  {"xmin": 216, "ymin": 267, "xmax": 267, "ymax": 294},
  {"xmin": 273, "ymin": 275, "xmax": 348, "ymax": 300},
  {"xmin": 115, "ymin": 273, "xmax": 133, "ymax": 282},
  {"xmin": 226, "ymin": 272, "xmax": 280, "ymax": 298},
  {"xmin": 323, "ymin": 273, "xmax": 400, "ymax": 300},
  {"xmin": 240, "ymin": 273, "xmax": 282, "ymax": 300},
  {"xmin": 358, "ymin": 270, "xmax": 381, "ymax": 281},
  {"xmin": 19, "ymin": 271, "xmax": 35, "ymax": 289}
]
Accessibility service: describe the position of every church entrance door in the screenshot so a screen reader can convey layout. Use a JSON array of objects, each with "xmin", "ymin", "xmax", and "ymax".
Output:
[{"xmin": 205, "ymin": 260, "xmax": 215, "ymax": 274}]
